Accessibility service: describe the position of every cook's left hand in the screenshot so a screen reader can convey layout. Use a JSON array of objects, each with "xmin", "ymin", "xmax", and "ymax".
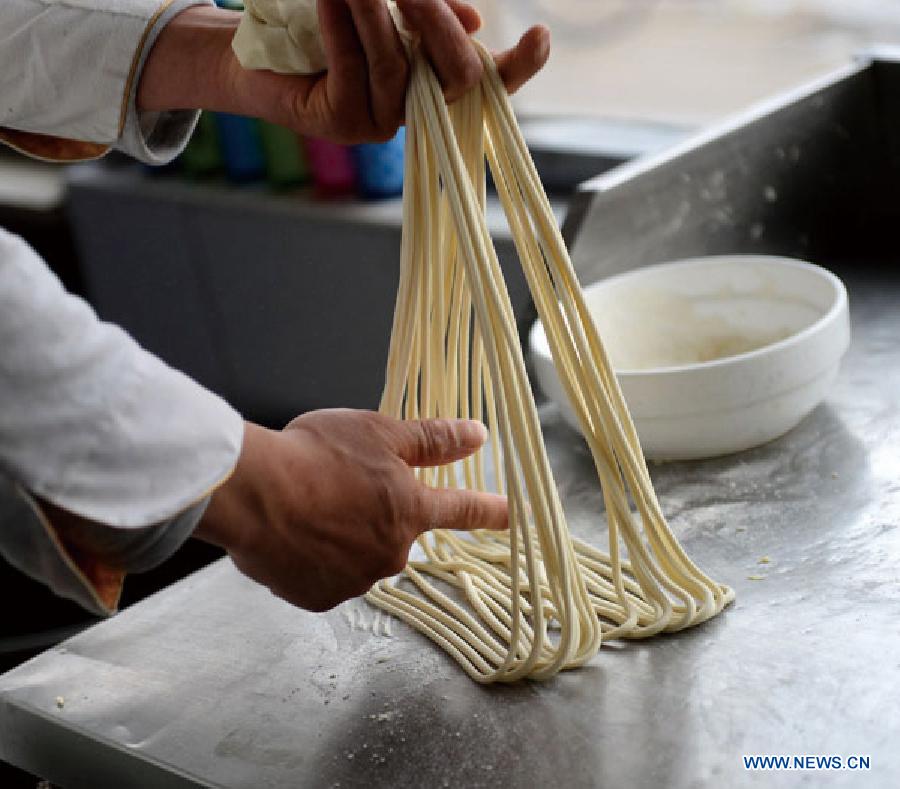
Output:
[{"xmin": 137, "ymin": 1, "xmax": 551, "ymax": 145}]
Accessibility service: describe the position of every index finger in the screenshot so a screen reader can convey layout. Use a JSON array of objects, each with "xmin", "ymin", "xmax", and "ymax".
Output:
[
  {"xmin": 494, "ymin": 25, "xmax": 551, "ymax": 95},
  {"xmin": 346, "ymin": 0, "xmax": 409, "ymax": 136},
  {"xmin": 318, "ymin": 0, "xmax": 370, "ymax": 139},
  {"xmin": 396, "ymin": 0, "xmax": 483, "ymax": 102}
]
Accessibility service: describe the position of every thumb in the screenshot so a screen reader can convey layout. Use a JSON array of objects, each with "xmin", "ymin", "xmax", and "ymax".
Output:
[
  {"xmin": 392, "ymin": 418, "xmax": 489, "ymax": 468},
  {"xmin": 419, "ymin": 487, "xmax": 509, "ymax": 534},
  {"xmin": 494, "ymin": 25, "xmax": 551, "ymax": 95}
]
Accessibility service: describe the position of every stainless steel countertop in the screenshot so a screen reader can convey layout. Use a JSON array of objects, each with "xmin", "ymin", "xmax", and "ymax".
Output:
[{"xmin": 1, "ymin": 267, "xmax": 898, "ymax": 789}]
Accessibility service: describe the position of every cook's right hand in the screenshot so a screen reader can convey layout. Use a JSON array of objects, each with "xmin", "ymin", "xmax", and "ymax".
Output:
[
  {"xmin": 138, "ymin": 1, "xmax": 551, "ymax": 147},
  {"xmin": 230, "ymin": 0, "xmax": 551, "ymax": 144},
  {"xmin": 195, "ymin": 409, "xmax": 507, "ymax": 611}
]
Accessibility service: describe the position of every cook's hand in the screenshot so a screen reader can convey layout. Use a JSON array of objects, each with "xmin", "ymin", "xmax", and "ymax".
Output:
[
  {"xmin": 137, "ymin": 2, "xmax": 551, "ymax": 144},
  {"xmin": 195, "ymin": 410, "xmax": 507, "ymax": 612}
]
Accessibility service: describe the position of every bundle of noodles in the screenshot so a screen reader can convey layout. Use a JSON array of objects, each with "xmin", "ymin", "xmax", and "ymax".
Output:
[
  {"xmin": 365, "ymin": 42, "xmax": 734, "ymax": 682},
  {"xmin": 231, "ymin": 3, "xmax": 734, "ymax": 683}
]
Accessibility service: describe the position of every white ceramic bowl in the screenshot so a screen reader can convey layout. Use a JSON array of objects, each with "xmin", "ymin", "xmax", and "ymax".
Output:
[{"xmin": 529, "ymin": 255, "xmax": 850, "ymax": 460}]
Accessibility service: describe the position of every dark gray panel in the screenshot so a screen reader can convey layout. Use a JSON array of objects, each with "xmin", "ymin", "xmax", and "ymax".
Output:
[
  {"xmin": 191, "ymin": 201, "xmax": 402, "ymax": 418},
  {"xmin": 67, "ymin": 172, "xmax": 539, "ymax": 425},
  {"xmin": 67, "ymin": 188, "xmax": 233, "ymax": 400}
]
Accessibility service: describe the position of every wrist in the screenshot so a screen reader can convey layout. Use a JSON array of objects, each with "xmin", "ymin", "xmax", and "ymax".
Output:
[
  {"xmin": 195, "ymin": 422, "xmax": 276, "ymax": 554},
  {"xmin": 137, "ymin": 5, "xmax": 244, "ymax": 115}
]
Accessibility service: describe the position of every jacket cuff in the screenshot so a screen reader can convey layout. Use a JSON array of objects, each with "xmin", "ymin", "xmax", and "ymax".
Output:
[
  {"xmin": 0, "ymin": 475, "xmax": 122, "ymax": 617},
  {"xmin": 0, "ymin": 129, "xmax": 109, "ymax": 164},
  {"xmin": 0, "ymin": 476, "xmax": 219, "ymax": 618},
  {"xmin": 116, "ymin": 0, "xmax": 216, "ymax": 165},
  {"xmin": 47, "ymin": 494, "xmax": 215, "ymax": 576}
]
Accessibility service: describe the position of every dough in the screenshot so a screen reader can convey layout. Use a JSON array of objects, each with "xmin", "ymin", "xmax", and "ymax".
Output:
[
  {"xmin": 233, "ymin": 0, "xmax": 327, "ymax": 74},
  {"xmin": 233, "ymin": 0, "xmax": 408, "ymax": 74}
]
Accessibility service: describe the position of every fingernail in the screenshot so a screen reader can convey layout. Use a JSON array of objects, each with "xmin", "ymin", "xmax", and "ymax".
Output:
[{"xmin": 534, "ymin": 28, "xmax": 551, "ymax": 64}]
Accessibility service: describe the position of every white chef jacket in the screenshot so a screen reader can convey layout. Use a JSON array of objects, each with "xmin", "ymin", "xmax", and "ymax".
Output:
[{"xmin": 0, "ymin": 0, "xmax": 245, "ymax": 616}]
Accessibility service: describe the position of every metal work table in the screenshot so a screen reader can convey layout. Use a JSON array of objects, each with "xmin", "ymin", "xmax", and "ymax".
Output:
[
  {"xmin": 0, "ymin": 265, "xmax": 898, "ymax": 788},
  {"xmin": 4, "ymin": 53, "xmax": 900, "ymax": 788}
]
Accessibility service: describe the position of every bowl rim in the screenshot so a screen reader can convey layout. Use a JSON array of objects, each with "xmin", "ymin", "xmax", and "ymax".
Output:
[{"xmin": 529, "ymin": 254, "xmax": 849, "ymax": 378}]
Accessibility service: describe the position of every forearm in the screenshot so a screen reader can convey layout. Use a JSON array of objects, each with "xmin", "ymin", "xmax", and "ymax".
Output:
[
  {"xmin": 137, "ymin": 6, "xmax": 298, "ymax": 126},
  {"xmin": 138, "ymin": 6, "xmax": 242, "ymax": 116},
  {"xmin": 135, "ymin": 1, "xmax": 550, "ymax": 146}
]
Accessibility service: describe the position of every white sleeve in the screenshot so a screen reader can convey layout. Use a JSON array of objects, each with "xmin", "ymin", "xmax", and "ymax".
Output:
[
  {"xmin": 0, "ymin": 0, "xmax": 215, "ymax": 165},
  {"xmin": 0, "ymin": 228, "xmax": 244, "ymax": 611}
]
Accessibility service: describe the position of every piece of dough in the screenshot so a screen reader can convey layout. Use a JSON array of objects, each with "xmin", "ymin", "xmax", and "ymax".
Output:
[
  {"xmin": 233, "ymin": 0, "xmax": 327, "ymax": 74},
  {"xmin": 233, "ymin": 0, "xmax": 408, "ymax": 74}
]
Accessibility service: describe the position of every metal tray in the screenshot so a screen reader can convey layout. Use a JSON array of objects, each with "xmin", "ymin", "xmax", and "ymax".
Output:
[{"xmin": 2, "ymin": 53, "xmax": 899, "ymax": 789}]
